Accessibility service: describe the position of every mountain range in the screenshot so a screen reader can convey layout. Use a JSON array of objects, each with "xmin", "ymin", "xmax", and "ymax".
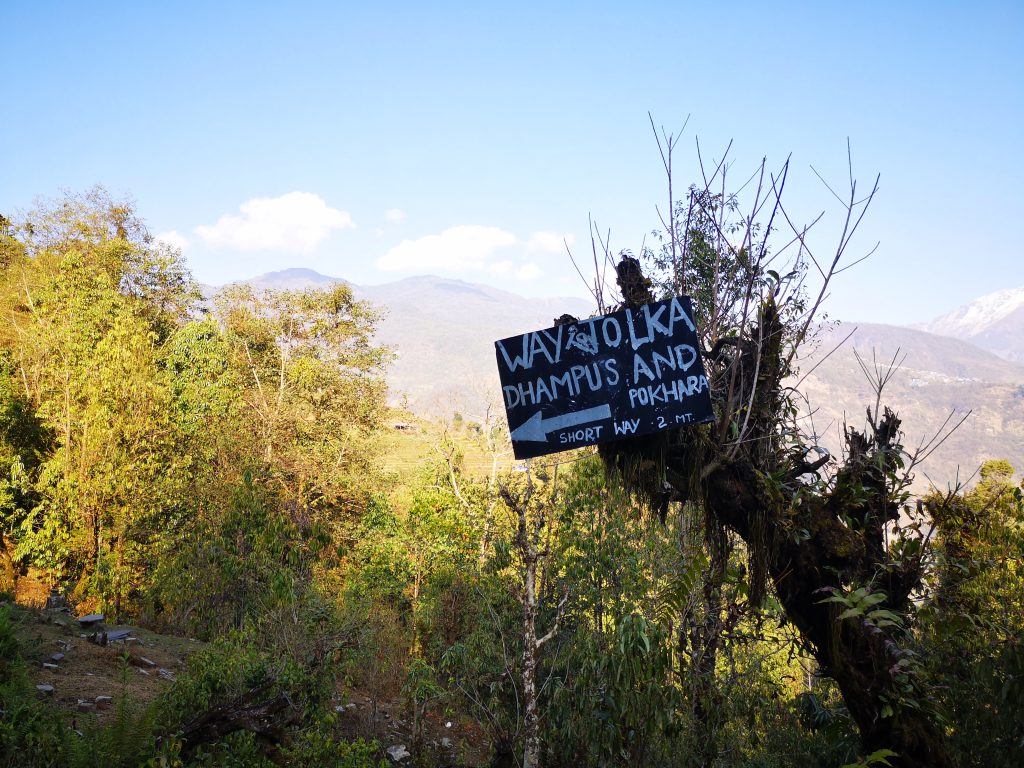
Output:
[
  {"xmin": 228, "ymin": 268, "xmax": 1024, "ymax": 488},
  {"xmin": 220, "ymin": 268, "xmax": 593, "ymax": 414},
  {"xmin": 917, "ymin": 285, "xmax": 1024, "ymax": 362},
  {"xmin": 797, "ymin": 322, "xmax": 1023, "ymax": 488}
]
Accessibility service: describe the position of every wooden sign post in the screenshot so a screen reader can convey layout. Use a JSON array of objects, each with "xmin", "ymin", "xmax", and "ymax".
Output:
[{"xmin": 495, "ymin": 296, "xmax": 715, "ymax": 459}]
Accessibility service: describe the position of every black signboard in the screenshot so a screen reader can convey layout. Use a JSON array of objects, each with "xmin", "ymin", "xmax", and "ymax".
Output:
[{"xmin": 495, "ymin": 296, "xmax": 715, "ymax": 460}]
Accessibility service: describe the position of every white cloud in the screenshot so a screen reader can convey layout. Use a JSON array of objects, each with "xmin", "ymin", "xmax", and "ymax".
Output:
[
  {"xmin": 384, "ymin": 208, "xmax": 407, "ymax": 222},
  {"xmin": 195, "ymin": 192, "xmax": 353, "ymax": 252},
  {"xmin": 154, "ymin": 230, "xmax": 189, "ymax": 251},
  {"xmin": 378, "ymin": 225, "xmax": 516, "ymax": 272},
  {"xmin": 516, "ymin": 263, "xmax": 543, "ymax": 280},
  {"xmin": 528, "ymin": 231, "xmax": 575, "ymax": 253},
  {"xmin": 489, "ymin": 260, "xmax": 543, "ymax": 280}
]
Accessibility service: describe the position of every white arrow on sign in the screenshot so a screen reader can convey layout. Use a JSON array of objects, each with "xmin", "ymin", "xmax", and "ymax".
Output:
[{"xmin": 510, "ymin": 404, "xmax": 612, "ymax": 442}]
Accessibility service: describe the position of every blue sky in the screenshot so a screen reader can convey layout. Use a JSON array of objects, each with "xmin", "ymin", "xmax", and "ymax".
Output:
[{"xmin": 3, "ymin": 1, "xmax": 1021, "ymax": 324}]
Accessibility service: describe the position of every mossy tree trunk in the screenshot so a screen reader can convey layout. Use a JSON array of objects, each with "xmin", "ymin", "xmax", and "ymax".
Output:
[
  {"xmin": 598, "ymin": 254, "xmax": 953, "ymax": 767},
  {"xmin": 704, "ymin": 446, "xmax": 952, "ymax": 768}
]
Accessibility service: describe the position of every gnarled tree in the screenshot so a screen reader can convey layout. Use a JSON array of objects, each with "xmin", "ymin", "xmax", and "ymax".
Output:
[{"xmin": 583, "ymin": 133, "xmax": 956, "ymax": 767}]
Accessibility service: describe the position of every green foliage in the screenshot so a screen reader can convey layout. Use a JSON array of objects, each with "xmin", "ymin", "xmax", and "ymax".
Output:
[
  {"xmin": 283, "ymin": 725, "xmax": 385, "ymax": 768},
  {"xmin": 65, "ymin": 691, "xmax": 159, "ymax": 768},
  {"xmin": 437, "ymin": 569, "xmax": 522, "ymax": 753},
  {"xmin": 341, "ymin": 467, "xmax": 481, "ymax": 667},
  {"xmin": 0, "ymin": 188, "xmax": 396, "ymax": 766},
  {"xmin": 160, "ymin": 723, "xmax": 384, "ymax": 768},
  {"xmin": 794, "ymin": 691, "xmax": 864, "ymax": 766},
  {"xmin": 547, "ymin": 612, "xmax": 680, "ymax": 767},
  {"xmin": 921, "ymin": 460, "xmax": 1024, "ymax": 766},
  {"xmin": 0, "ymin": 359, "xmax": 47, "ymax": 513},
  {"xmin": 654, "ymin": 547, "xmax": 708, "ymax": 625},
  {"xmin": 153, "ymin": 475, "xmax": 331, "ymax": 639},
  {"xmin": 0, "ymin": 191, "xmax": 196, "ymax": 613},
  {"xmin": 157, "ymin": 624, "xmax": 382, "ymax": 766},
  {"xmin": 345, "ymin": 498, "xmax": 414, "ymax": 611},
  {"xmin": 556, "ymin": 457, "xmax": 676, "ymax": 630},
  {"xmin": 0, "ymin": 684, "xmax": 67, "ymax": 767},
  {"xmin": 402, "ymin": 657, "xmax": 444, "ymax": 750},
  {"xmin": 6, "ymin": 187, "xmax": 1024, "ymax": 767},
  {"xmin": 336, "ymin": 593, "xmax": 408, "ymax": 707},
  {"xmin": 0, "ymin": 608, "xmax": 65, "ymax": 766},
  {"xmin": 0, "ymin": 190, "xmax": 389, "ymax": 620},
  {"xmin": 841, "ymin": 749, "xmax": 898, "ymax": 768},
  {"xmin": 160, "ymin": 632, "xmax": 294, "ymax": 721},
  {"xmin": 212, "ymin": 282, "xmax": 389, "ymax": 526},
  {"xmin": 817, "ymin": 587, "xmax": 902, "ymax": 631}
]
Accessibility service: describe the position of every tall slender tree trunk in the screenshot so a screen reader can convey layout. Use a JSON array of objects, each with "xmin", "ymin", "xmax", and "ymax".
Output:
[
  {"xmin": 521, "ymin": 553, "xmax": 541, "ymax": 768},
  {"xmin": 502, "ymin": 481, "xmax": 563, "ymax": 768},
  {"xmin": 0, "ymin": 536, "xmax": 16, "ymax": 596}
]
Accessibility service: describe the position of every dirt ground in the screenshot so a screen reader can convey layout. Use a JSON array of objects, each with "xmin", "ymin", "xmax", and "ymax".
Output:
[
  {"xmin": 12, "ymin": 603, "xmax": 201, "ymax": 722},
  {"xmin": 11, "ymin": 602, "xmax": 496, "ymax": 765},
  {"xmin": 330, "ymin": 689, "xmax": 496, "ymax": 766}
]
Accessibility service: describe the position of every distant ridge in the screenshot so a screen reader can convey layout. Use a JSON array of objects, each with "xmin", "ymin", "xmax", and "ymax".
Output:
[
  {"xmin": 216, "ymin": 268, "xmax": 1024, "ymax": 487},
  {"xmin": 245, "ymin": 267, "xmax": 347, "ymax": 290},
  {"xmin": 355, "ymin": 275, "xmax": 594, "ymax": 415},
  {"xmin": 231, "ymin": 269, "xmax": 595, "ymax": 416},
  {"xmin": 815, "ymin": 322, "xmax": 1023, "ymax": 384},
  {"xmin": 799, "ymin": 322, "xmax": 1024, "ymax": 487}
]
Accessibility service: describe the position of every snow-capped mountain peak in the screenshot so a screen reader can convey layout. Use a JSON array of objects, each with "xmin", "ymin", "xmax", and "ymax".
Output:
[
  {"xmin": 926, "ymin": 286, "xmax": 1024, "ymax": 337},
  {"xmin": 919, "ymin": 285, "xmax": 1024, "ymax": 363}
]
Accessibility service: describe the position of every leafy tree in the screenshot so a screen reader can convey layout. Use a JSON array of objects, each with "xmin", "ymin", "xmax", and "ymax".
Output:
[
  {"xmin": 0, "ymin": 360, "xmax": 48, "ymax": 594},
  {"xmin": 497, "ymin": 472, "xmax": 567, "ymax": 768},
  {"xmin": 0, "ymin": 189, "xmax": 195, "ymax": 614},
  {"xmin": 0, "ymin": 187, "xmax": 392, "ymax": 622},
  {"xmin": 921, "ymin": 460, "xmax": 1024, "ymax": 765},
  {"xmin": 213, "ymin": 283, "xmax": 390, "ymax": 531},
  {"xmin": 161, "ymin": 317, "xmax": 248, "ymax": 517},
  {"xmin": 543, "ymin": 460, "xmax": 681, "ymax": 765}
]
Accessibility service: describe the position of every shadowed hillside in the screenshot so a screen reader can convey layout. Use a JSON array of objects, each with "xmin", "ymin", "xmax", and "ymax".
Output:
[{"xmin": 797, "ymin": 322, "xmax": 1024, "ymax": 488}]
